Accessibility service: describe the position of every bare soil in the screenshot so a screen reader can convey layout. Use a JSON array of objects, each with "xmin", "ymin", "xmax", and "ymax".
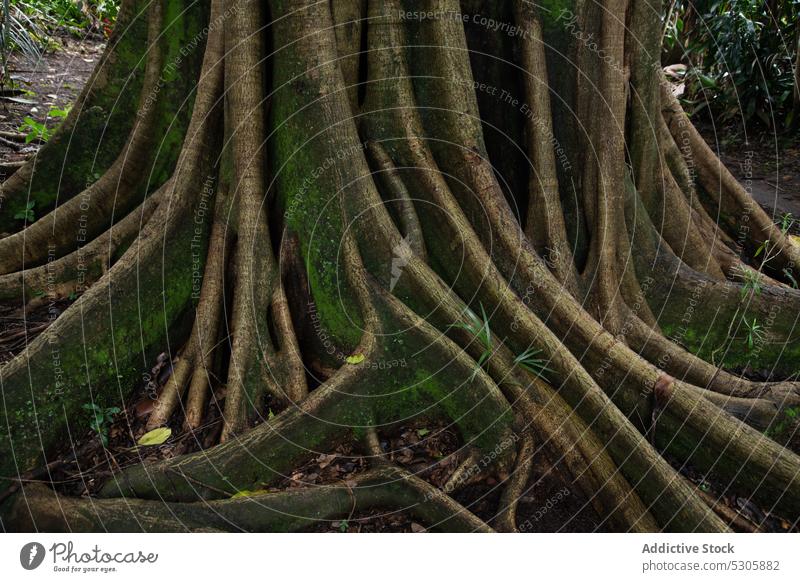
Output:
[
  {"xmin": 0, "ymin": 33, "xmax": 104, "ymax": 173},
  {"xmin": 696, "ymin": 123, "xmax": 800, "ymax": 225}
]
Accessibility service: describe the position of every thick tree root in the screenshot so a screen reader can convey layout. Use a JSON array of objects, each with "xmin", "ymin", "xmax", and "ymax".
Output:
[
  {"xmin": 661, "ymin": 84, "xmax": 800, "ymax": 279},
  {"xmin": 0, "ymin": 0, "xmax": 226, "ymax": 484},
  {"xmin": 220, "ymin": 0, "xmax": 278, "ymax": 441},
  {"xmin": 10, "ymin": 466, "xmax": 492, "ymax": 532},
  {"xmin": 3, "ymin": 0, "xmax": 800, "ymax": 533},
  {"xmin": 185, "ymin": 196, "xmax": 231, "ymax": 429},
  {"xmin": 495, "ymin": 432, "xmax": 535, "ymax": 532},
  {"xmin": 0, "ymin": 187, "xmax": 164, "ymax": 302}
]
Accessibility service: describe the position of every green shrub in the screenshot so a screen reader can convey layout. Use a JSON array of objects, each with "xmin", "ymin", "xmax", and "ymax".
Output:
[{"xmin": 664, "ymin": 0, "xmax": 799, "ymax": 131}]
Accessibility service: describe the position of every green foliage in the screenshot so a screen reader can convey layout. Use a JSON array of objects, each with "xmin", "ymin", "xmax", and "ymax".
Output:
[
  {"xmin": 1, "ymin": 1, "xmax": 120, "ymax": 84},
  {"xmin": 11, "ymin": 0, "xmax": 118, "ymax": 35},
  {"xmin": 13, "ymin": 199, "xmax": 34, "ymax": 222},
  {"xmin": 513, "ymin": 346, "xmax": 552, "ymax": 379},
  {"xmin": 664, "ymin": 0, "xmax": 799, "ymax": 130},
  {"xmin": 18, "ymin": 105, "xmax": 69, "ymax": 143},
  {"xmin": 742, "ymin": 316, "xmax": 765, "ymax": 351},
  {"xmin": 19, "ymin": 115, "xmax": 49, "ymax": 141},
  {"xmin": 1, "ymin": 2, "xmax": 44, "ymax": 67},
  {"xmin": 734, "ymin": 266, "xmax": 763, "ymax": 298},
  {"xmin": 81, "ymin": 402, "xmax": 120, "ymax": 446},
  {"xmin": 765, "ymin": 406, "xmax": 800, "ymax": 438},
  {"xmin": 450, "ymin": 303, "xmax": 493, "ymax": 379},
  {"xmin": 779, "ymin": 212, "xmax": 796, "ymax": 234}
]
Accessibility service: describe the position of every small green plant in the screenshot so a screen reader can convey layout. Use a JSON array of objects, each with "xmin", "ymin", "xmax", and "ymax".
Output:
[
  {"xmin": 48, "ymin": 105, "xmax": 70, "ymax": 119},
  {"xmin": 782, "ymin": 268, "xmax": 798, "ymax": 289},
  {"xmin": 752, "ymin": 212, "xmax": 797, "ymax": 273},
  {"xmin": 779, "ymin": 212, "xmax": 795, "ymax": 234},
  {"xmin": 450, "ymin": 303, "xmax": 492, "ymax": 379},
  {"xmin": 513, "ymin": 346, "xmax": 552, "ymax": 379},
  {"xmin": 742, "ymin": 317, "xmax": 765, "ymax": 351},
  {"xmin": 765, "ymin": 406, "xmax": 800, "ymax": 439},
  {"xmin": 13, "ymin": 200, "xmax": 35, "ymax": 222},
  {"xmin": 19, "ymin": 116, "xmax": 50, "ymax": 142},
  {"xmin": 19, "ymin": 105, "xmax": 69, "ymax": 143},
  {"xmin": 82, "ymin": 402, "xmax": 120, "ymax": 446},
  {"xmin": 735, "ymin": 266, "xmax": 763, "ymax": 299}
]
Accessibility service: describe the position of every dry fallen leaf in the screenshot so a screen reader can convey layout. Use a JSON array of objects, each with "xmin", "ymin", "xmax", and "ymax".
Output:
[
  {"xmin": 137, "ymin": 427, "xmax": 172, "ymax": 446},
  {"xmin": 230, "ymin": 489, "xmax": 269, "ymax": 499}
]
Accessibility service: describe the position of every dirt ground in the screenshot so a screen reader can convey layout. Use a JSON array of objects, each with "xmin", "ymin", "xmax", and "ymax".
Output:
[
  {"xmin": 0, "ymin": 33, "xmax": 103, "ymax": 174},
  {"xmin": 696, "ymin": 122, "xmax": 800, "ymax": 224}
]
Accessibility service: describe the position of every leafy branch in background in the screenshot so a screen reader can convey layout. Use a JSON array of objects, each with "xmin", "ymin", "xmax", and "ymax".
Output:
[
  {"xmin": 663, "ymin": 0, "xmax": 800, "ymax": 131},
  {"xmin": 1, "ymin": 1, "xmax": 120, "ymax": 89},
  {"xmin": 10, "ymin": 1, "xmax": 119, "ymax": 39}
]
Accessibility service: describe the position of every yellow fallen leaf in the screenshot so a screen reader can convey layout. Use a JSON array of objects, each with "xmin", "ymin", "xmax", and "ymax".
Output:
[
  {"xmin": 137, "ymin": 427, "xmax": 172, "ymax": 446},
  {"xmin": 346, "ymin": 354, "xmax": 365, "ymax": 364},
  {"xmin": 791, "ymin": 235, "xmax": 800, "ymax": 247},
  {"xmin": 230, "ymin": 489, "xmax": 269, "ymax": 499}
]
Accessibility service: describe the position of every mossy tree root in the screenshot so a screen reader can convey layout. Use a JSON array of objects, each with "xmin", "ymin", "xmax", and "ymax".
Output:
[
  {"xmin": 3, "ymin": 0, "xmax": 800, "ymax": 533},
  {"xmin": 11, "ymin": 466, "xmax": 491, "ymax": 532}
]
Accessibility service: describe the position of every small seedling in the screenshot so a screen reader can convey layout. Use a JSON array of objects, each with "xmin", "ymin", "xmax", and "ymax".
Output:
[
  {"xmin": 513, "ymin": 346, "xmax": 552, "ymax": 379},
  {"xmin": 82, "ymin": 403, "xmax": 121, "ymax": 447},
  {"xmin": 742, "ymin": 317, "xmax": 765, "ymax": 351},
  {"xmin": 735, "ymin": 266, "xmax": 763, "ymax": 299},
  {"xmin": 450, "ymin": 303, "xmax": 493, "ymax": 379},
  {"xmin": 765, "ymin": 406, "xmax": 800, "ymax": 439},
  {"xmin": 18, "ymin": 106, "xmax": 70, "ymax": 144},
  {"xmin": 779, "ymin": 212, "xmax": 795, "ymax": 234},
  {"xmin": 782, "ymin": 268, "xmax": 798, "ymax": 288},
  {"xmin": 13, "ymin": 200, "xmax": 35, "ymax": 222},
  {"xmin": 49, "ymin": 106, "xmax": 70, "ymax": 119},
  {"xmin": 19, "ymin": 117, "xmax": 51, "ymax": 143}
]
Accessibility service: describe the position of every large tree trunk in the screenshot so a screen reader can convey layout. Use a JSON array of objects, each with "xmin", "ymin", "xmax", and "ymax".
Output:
[{"xmin": 1, "ymin": 0, "xmax": 799, "ymax": 532}]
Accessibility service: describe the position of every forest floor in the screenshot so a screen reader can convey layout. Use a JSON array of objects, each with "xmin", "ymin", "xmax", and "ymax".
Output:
[
  {"xmin": 0, "ymin": 41, "xmax": 797, "ymax": 532},
  {"xmin": 0, "ymin": 33, "xmax": 103, "ymax": 178},
  {"xmin": 696, "ymin": 122, "xmax": 800, "ymax": 224}
]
